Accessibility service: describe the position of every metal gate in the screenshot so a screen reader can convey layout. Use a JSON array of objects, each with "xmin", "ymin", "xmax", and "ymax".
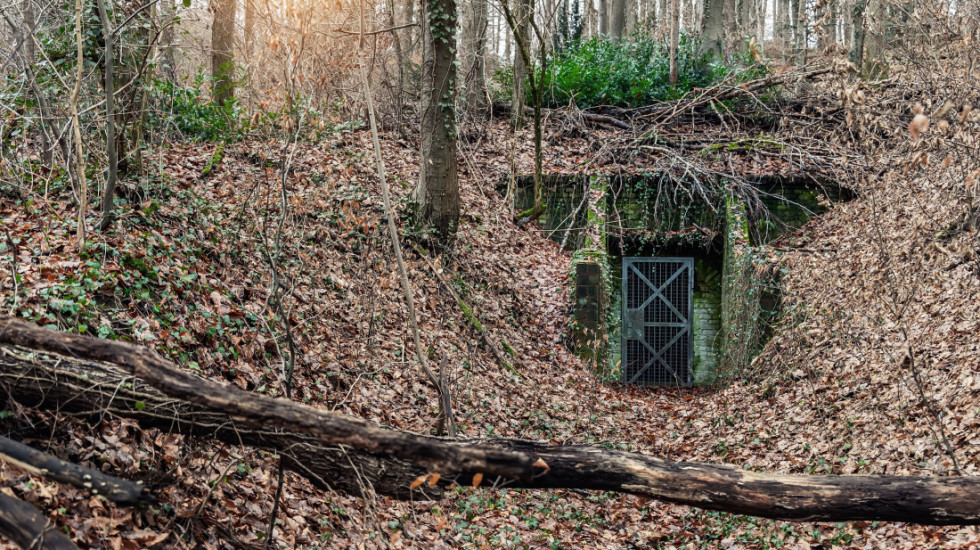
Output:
[{"xmin": 622, "ymin": 257, "xmax": 693, "ymax": 386}]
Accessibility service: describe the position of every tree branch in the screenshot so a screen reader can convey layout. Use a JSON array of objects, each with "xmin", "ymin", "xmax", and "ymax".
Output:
[{"xmin": 0, "ymin": 436, "xmax": 149, "ymax": 506}]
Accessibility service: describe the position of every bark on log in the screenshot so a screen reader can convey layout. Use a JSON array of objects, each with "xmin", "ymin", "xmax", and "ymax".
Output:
[
  {"xmin": 0, "ymin": 492, "xmax": 77, "ymax": 550},
  {"xmin": 3, "ymin": 318, "xmax": 980, "ymax": 525},
  {"xmin": 0, "ymin": 345, "xmax": 434, "ymax": 500},
  {"xmin": 0, "ymin": 435, "xmax": 149, "ymax": 506}
]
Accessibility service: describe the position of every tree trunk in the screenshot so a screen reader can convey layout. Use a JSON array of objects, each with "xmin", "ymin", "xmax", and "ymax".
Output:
[
  {"xmin": 382, "ymin": 0, "xmax": 407, "ymax": 133},
  {"xmin": 625, "ymin": 0, "xmax": 636, "ymax": 35},
  {"xmin": 462, "ymin": 0, "xmax": 490, "ymax": 116},
  {"xmin": 755, "ymin": 0, "xmax": 766, "ymax": 54},
  {"xmin": 688, "ymin": 0, "xmax": 698, "ymax": 35},
  {"xmin": 657, "ymin": 0, "xmax": 666, "ymax": 35},
  {"xmin": 700, "ymin": 0, "xmax": 725, "ymax": 57},
  {"xmin": 792, "ymin": 0, "xmax": 806, "ymax": 66},
  {"xmin": 822, "ymin": 0, "xmax": 837, "ymax": 49},
  {"xmin": 69, "ymin": 0, "xmax": 88, "ymax": 253},
  {"xmin": 415, "ymin": 0, "xmax": 461, "ymax": 244},
  {"xmin": 725, "ymin": 0, "xmax": 738, "ymax": 55},
  {"xmin": 211, "ymin": 0, "xmax": 236, "ymax": 105},
  {"xmin": 131, "ymin": 2, "xmax": 155, "ymax": 172},
  {"xmin": 243, "ymin": 0, "xmax": 255, "ymax": 111},
  {"xmin": 777, "ymin": 0, "xmax": 790, "ymax": 60},
  {"xmin": 19, "ymin": 0, "xmax": 35, "ymax": 68},
  {"xmin": 598, "ymin": 0, "xmax": 608, "ymax": 34},
  {"xmin": 512, "ymin": 0, "xmax": 531, "ymax": 128},
  {"xmin": 737, "ymin": 0, "xmax": 752, "ymax": 46},
  {"xmin": 848, "ymin": 0, "xmax": 866, "ymax": 71},
  {"xmin": 583, "ymin": 0, "xmax": 596, "ymax": 37},
  {"xmin": 862, "ymin": 0, "xmax": 886, "ymax": 77},
  {"xmin": 161, "ymin": 0, "xmax": 177, "ymax": 82},
  {"xmin": 244, "ymin": 0, "xmax": 255, "ymax": 58},
  {"xmin": 502, "ymin": 0, "xmax": 545, "ymax": 223},
  {"xmin": 504, "ymin": 10, "xmax": 513, "ymax": 62},
  {"xmin": 4, "ymin": 319, "xmax": 980, "ymax": 526},
  {"xmin": 403, "ymin": 0, "xmax": 416, "ymax": 71},
  {"xmin": 669, "ymin": 0, "xmax": 679, "ymax": 85},
  {"xmin": 96, "ymin": 0, "xmax": 118, "ymax": 231},
  {"xmin": 609, "ymin": 0, "xmax": 627, "ymax": 36}
]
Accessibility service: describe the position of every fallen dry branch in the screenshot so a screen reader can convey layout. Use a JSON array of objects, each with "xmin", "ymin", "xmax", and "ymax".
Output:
[
  {"xmin": 2, "ymin": 318, "xmax": 980, "ymax": 525},
  {"xmin": 0, "ymin": 435, "xmax": 148, "ymax": 506},
  {"xmin": 0, "ymin": 492, "xmax": 77, "ymax": 550},
  {"xmin": 582, "ymin": 67, "xmax": 838, "ymax": 130}
]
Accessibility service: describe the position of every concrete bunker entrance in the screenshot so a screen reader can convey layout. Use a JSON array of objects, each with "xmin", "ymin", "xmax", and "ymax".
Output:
[{"xmin": 506, "ymin": 173, "xmax": 854, "ymax": 385}]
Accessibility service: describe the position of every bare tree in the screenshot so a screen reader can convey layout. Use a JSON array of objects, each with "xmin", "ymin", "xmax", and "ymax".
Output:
[
  {"xmin": 96, "ymin": 0, "xmax": 118, "ymax": 230},
  {"xmin": 849, "ymin": 0, "xmax": 867, "ymax": 71},
  {"xmin": 669, "ymin": 0, "xmax": 679, "ymax": 85},
  {"xmin": 462, "ymin": 0, "xmax": 490, "ymax": 115},
  {"xmin": 512, "ymin": 0, "xmax": 531, "ymax": 128},
  {"xmin": 414, "ymin": 0, "xmax": 461, "ymax": 244},
  {"xmin": 69, "ymin": 0, "xmax": 88, "ymax": 253},
  {"xmin": 701, "ymin": 0, "xmax": 725, "ymax": 57},
  {"xmin": 161, "ymin": 0, "xmax": 177, "ymax": 81},
  {"xmin": 18, "ymin": 0, "xmax": 35, "ymax": 67},
  {"xmin": 862, "ymin": 0, "xmax": 885, "ymax": 76},
  {"xmin": 502, "ymin": 0, "xmax": 548, "ymax": 223},
  {"xmin": 777, "ymin": 0, "xmax": 790, "ymax": 59},
  {"xmin": 793, "ymin": 0, "xmax": 807, "ymax": 65},
  {"xmin": 609, "ymin": 0, "xmax": 627, "ymax": 36},
  {"xmin": 212, "ymin": 0, "xmax": 236, "ymax": 105}
]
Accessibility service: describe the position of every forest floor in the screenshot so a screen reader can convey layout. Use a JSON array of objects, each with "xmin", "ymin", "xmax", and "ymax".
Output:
[{"xmin": 2, "ymin": 69, "xmax": 980, "ymax": 549}]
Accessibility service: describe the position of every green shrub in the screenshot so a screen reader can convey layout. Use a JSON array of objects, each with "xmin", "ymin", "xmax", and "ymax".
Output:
[
  {"xmin": 149, "ymin": 73, "xmax": 245, "ymax": 142},
  {"xmin": 495, "ymin": 32, "xmax": 765, "ymax": 109},
  {"xmin": 541, "ymin": 33, "xmax": 725, "ymax": 108}
]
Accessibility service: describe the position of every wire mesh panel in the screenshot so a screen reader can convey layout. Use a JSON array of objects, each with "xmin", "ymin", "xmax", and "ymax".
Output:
[{"xmin": 621, "ymin": 257, "xmax": 693, "ymax": 386}]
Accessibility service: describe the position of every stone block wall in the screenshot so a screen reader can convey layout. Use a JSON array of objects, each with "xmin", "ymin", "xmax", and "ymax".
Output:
[
  {"xmin": 693, "ymin": 291, "xmax": 722, "ymax": 384},
  {"xmin": 692, "ymin": 257, "xmax": 723, "ymax": 383}
]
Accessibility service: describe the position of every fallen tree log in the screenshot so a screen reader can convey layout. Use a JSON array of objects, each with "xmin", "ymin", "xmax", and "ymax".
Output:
[
  {"xmin": 2, "ymin": 317, "xmax": 980, "ymax": 525},
  {"xmin": 0, "ymin": 492, "xmax": 77, "ymax": 550},
  {"xmin": 0, "ymin": 344, "xmax": 434, "ymax": 500}
]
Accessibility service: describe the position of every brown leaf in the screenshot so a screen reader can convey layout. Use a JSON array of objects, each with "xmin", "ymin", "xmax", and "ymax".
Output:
[
  {"xmin": 409, "ymin": 475, "xmax": 428, "ymax": 490},
  {"xmin": 427, "ymin": 472, "xmax": 441, "ymax": 487},
  {"xmin": 471, "ymin": 472, "xmax": 483, "ymax": 488},
  {"xmin": 909, "ymin": 114, "xmax": 930, "ymax": 140}
]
